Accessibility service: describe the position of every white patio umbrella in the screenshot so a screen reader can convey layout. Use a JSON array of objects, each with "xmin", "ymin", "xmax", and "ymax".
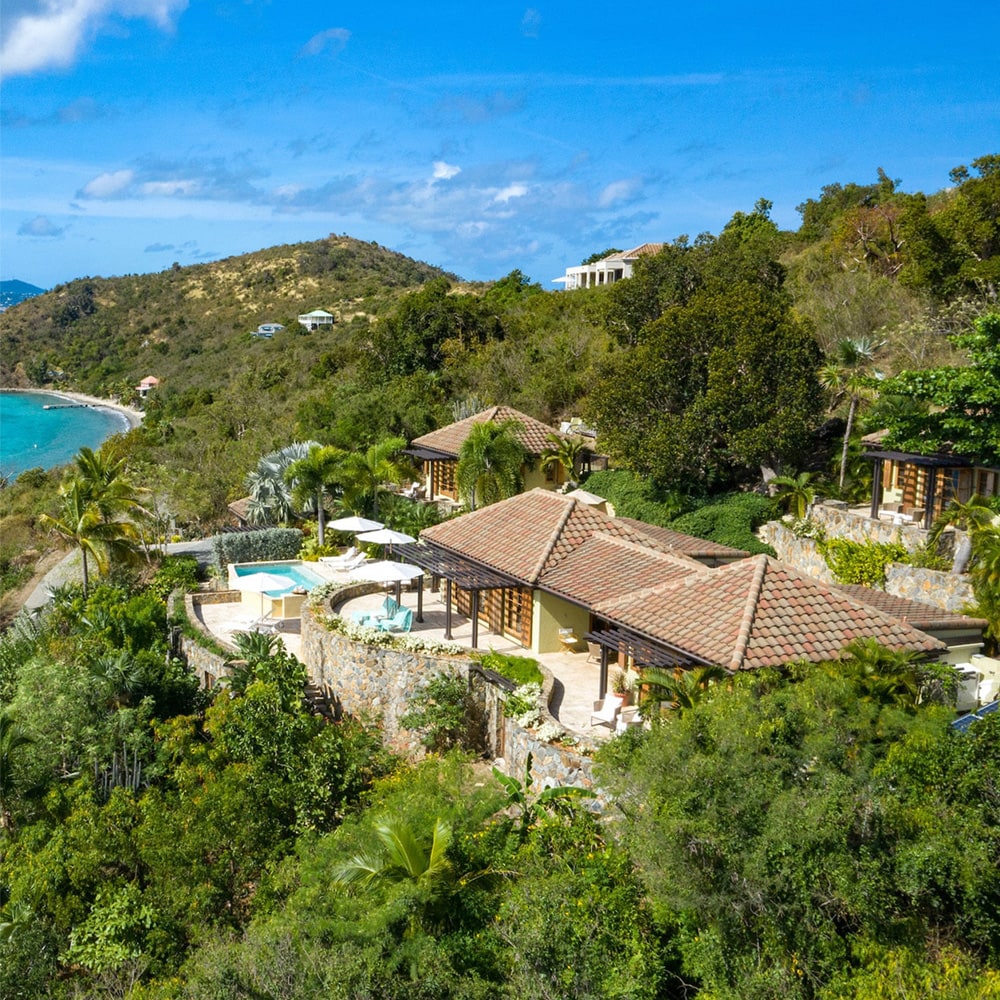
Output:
[
  {"xmin": 236, "ymin": 571, "xmax": 292, "ymax": 617},
  {"xmin": 352, "ymin": 559, "xmax": 424, "ymax": 602},
  {"xmin": 352, "ymin": 560, "xmax": 423, "ymax": 585},
  {"xmin": 328, "ymin": 515, "xmax": 384, "ymax": 533},
  {"xmin": 355, "ymin": 527, "xmax": 416, "ymax": 555}
]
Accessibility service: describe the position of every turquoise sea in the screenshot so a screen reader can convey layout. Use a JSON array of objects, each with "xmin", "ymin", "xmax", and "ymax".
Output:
[{"xmin": 0, "ymin": 390, "xmax": 132, "ymax": 480}]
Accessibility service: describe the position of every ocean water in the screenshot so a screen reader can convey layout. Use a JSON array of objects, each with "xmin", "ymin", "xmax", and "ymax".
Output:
[{"xmin": 0, "ymin": 390, "xmax": 131, "ymax": 480}]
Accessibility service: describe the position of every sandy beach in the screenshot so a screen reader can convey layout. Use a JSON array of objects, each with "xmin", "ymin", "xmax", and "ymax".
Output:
[{"xmin": 5, "ymin": 388, "xmax": 145, "ymax": 431}]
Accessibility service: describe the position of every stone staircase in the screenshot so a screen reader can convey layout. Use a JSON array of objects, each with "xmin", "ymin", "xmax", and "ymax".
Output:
[{"xmin": 304, "ymin": 681, "xmax": 340, "ymax": 722}]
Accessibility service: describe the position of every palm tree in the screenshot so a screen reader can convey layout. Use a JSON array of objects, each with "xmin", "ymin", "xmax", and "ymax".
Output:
[
  {"xmin": 338, "ymin": 437, "xmax": 412, "ymax": 518},
  {"xmin": 245, "ymin": 441, "xmax": 320, "ymax": 526},
  {"xmin": 637, "ymin": 664, "xmax": 728, "ymax": 716},
  {"xmin": 456, "ymin": 420, "xmax": 527, "ymax": 511},
  {"xmin": 333, "ymin": 816, "xmax": 463, "ymax": 936},
  {"xmin": 39, "ymin": 479, "xmax": 141, "ymax": 596},
  {"xmin": 835, "ymin": 638, "xmax": 922, "ymax": 708},
  {"xmin": 284, "ymin": 444, "xmax": 345, "ymax": 546},
  {"xmin": 539, "ymin": 433, "xmax": 587, "ymax": 483},
  {"xmin": 819, "ymin": 337, "xmax": 883, "ymax": 491},
  {"xmin": 770, "ymin": 471, "xmax": 816, "ymax": 519},
  {"xmin": 929, "ymin": 494, "xmax": 997, "ymax": 574},
  {"xmin": 0, "ymin": 713, "xmax": 34, "ymax": 831}
]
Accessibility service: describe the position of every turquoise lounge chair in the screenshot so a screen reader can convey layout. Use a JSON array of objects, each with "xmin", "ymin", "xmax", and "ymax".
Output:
[{"xmin": 377, "ymin": 607, "xmax": 413, "ymax": 633}]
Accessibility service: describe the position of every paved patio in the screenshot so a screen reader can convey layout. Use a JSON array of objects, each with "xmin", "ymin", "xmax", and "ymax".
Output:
[{"xmin": 194, "ymin": 578, "xmax": 615, "ymax": 740}]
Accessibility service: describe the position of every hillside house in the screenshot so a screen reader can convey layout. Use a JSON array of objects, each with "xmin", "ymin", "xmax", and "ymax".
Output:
[
  {"xmin": 254, "ymin": 323, "xmax": 284, "ymax": 338},
  {"xmin": 405, "ymin": 405, "xmax": 582, "ymax": 505},
  {"xmin": 553, "ymin": 243, "xmax": 664, "ymax": 290},
  {"xmin": 396, "ymin": 490, "xmax": 967, "ymax": 697},
  {"xmin": 863, "ymin": 430, "xmax": 1000, "ymax": 528},
  {"xmin": 297, "ymin": 309, "xmax": 334, "ymax": 331},
  {"xmin": 136, "ymin": 375, "xmax": 160, "ymax": 399}
]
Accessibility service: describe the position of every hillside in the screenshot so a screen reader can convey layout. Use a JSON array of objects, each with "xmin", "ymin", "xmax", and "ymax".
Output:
[{"xmin": 0, "ymin": 235, "xmax": 453, "ymax": 392}]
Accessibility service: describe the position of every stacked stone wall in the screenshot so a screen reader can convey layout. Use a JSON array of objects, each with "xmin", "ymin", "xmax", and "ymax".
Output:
[
  {"xmin": 761, "ymin": 515, "xmax": 972, "ymax": 614},
  {"xmin": 301, "ymin": 602, "xmax": 598, "ymax": 794}
]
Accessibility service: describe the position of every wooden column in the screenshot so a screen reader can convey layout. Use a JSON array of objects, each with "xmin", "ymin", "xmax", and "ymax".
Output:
[
  {"xmin": 416, "ymin": 575, "xmax": 424, "ymax": 623},
  {"xmin": 444, "ymin": 579, "xmax": 453, "ymax": 640},
  {"xmin": 599, "ymin": 646, "xmax": 609, "ymax": 699},
  {"xmin": 869, "ymin": 458, "xmax": 883, "ymax": 519},
  {"xmin": 471, "ymin": 590, "xmax": 480, "ymax": 649}
]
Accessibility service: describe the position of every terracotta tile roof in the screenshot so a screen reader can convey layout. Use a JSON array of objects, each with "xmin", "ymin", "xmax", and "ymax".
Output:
[
  {"xmin": 834, "ymin": 585, "xmax": 988, "ymax": 632},
  {"xmin": 594, "ymin": 555, "xmax": 944, "ymax": 670},
  {"xmin": 411, "ymin": 406, "xmax": 563, "ymax": 458},
  {"xmin": 228, "ymin": 496, "xmax": 251, "ymax": 523},
  {"xmin": 616, "ymin": 517, "xmax": 749, "ymax": 560},
  {"xmin": 420, "ymin": 489, "xmax": 679, "ymax": 587},
  {"xmin": 607, "ymin": 243, "xmax": 665, "ymax": 261},
  {"xmin": 541, "ymin": 532, "xmax": 701, "ymax": 606}
]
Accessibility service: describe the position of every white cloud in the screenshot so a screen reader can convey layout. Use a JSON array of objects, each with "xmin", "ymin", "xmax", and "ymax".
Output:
[
  {"xmin": 140, "ymin": 178, "xmax": 197, "ymax": 196},
  {"xmin": 0, "ymin": 0, "xmax": 188, "ymax": 78},
  {"xmin": 521, "ymin": 8, "xmax": 541, "ymax": 38},
  {"xmin": 432, "ymin": 161, "xmax": 461, "ymax": 181},
  {"xmin": 80, "ymin": 168, "xmax": 135, "ymax": 197},
  {"xmin": 493, "ymin": 183, "xmax": 528, "ymax": 204},
  {"xmin": 598, "ymin": 177, "xmax": 642, "ymax": 208},
  {"xmin": 299, "ymin": 27, "xmax": 350, "ymax": 57},
  {"xmin": 18, "ymin": 215, "xmax": 66, "ymax": 237}
]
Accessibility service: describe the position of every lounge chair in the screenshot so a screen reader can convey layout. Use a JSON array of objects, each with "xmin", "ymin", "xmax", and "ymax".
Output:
[
  {"xmin": 590, "ymin": 694, "xmax": 623, "ymax": 729},
  {"xmin": 341, "ymin": 552, "xmax": 371, "ymax": 573},
  {"xmin": 377, "ymin": 607, "xmax": 413, "ymax": 633},
  {"xmin": 320, "ymin": 546, "xmax": 359, "ymax": 567}
]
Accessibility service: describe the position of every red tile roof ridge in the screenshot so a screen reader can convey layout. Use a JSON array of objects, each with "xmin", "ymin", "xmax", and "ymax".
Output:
[
  {"xmin": 729, "ymin": 554, "xmax": 769, "ymax": 671},
  {"xmin": 526, "ymin": 495, "xmax": 577, "ymax": 583}
]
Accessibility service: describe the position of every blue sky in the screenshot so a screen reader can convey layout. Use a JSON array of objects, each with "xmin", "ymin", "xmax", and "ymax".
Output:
[{"xmin": 2, "ymin": 1, "xmax": 998, "ymax": 290}]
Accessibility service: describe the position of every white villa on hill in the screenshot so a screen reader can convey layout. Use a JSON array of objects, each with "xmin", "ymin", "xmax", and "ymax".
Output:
[
  {"xmin": 553, "ymin": 243, "xmax": 664, "ymax": 290},
  {"xmin": 297, "ymin": 309, "xmax": 334, "ymax": 331}
]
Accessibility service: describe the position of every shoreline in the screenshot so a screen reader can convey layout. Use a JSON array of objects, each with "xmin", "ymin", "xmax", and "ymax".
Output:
[{"xmin": 0, "ymin": 387, "xmax": 144, "ymax": 431}]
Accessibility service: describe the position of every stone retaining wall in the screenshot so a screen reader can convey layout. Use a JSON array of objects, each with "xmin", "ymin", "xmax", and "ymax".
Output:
[
  {"xmin": 884, "ymin": 564, "xmax": 976, "ymax": 612},
  {"xmin": 760, "ymin": 518, "xmax": 971, "ymax": 614},
  {"xmin": 171, "ymin": 586, "xmax": 601, "ymax": 794},
  {"xmin": 301, "ymin": 595, "xmax": 599, "ymax": 795},
  {"xmin": 809, "ymin": 502, "xmax": 929, "ymax": 550},
  {"xmin": 758, "ymin": 522, "xmax": 836, "ymax": 583}
]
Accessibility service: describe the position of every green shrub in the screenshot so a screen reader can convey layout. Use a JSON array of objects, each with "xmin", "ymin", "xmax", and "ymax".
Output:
[
  {"xmin": 669, "ymin": 492, "xmax": 778, "ymax": 555},
  {"xmin": 820, "ymin": 538, "xmax": 908, "ymax": 587},
  {"xmin": 477, "ymin": 650, "xmax": 543, "ymax": 686},
  {"xmin": 148, "ymin": 554, "xmax": 201, "ymax": 599},
  {"xmin": 582, "ymin": 470, "xmax": 688, "ymax": 526},
  {"xmin": 211, "ymin": 528, "xmax": 303, "ymax": 572},
  {"xmin": 400, "ymin": 671, "xmax": 480, "ymax": 753}
]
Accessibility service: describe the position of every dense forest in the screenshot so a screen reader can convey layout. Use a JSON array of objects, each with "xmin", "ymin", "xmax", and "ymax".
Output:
[{"xmin": 1, "ymin": 156, "xmax": 999, "ymax": 997}]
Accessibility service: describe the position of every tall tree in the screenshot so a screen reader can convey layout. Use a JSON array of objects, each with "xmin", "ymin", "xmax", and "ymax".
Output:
[
  {"xmin": 338, "ymin": 437, "xmax": 412, "ymax": 518},
  {"xmin": 587, "ymin": 282, "xmax": 824, "ymax": 491},
  {"xmin": 819, "ymin": 336, "xmax": 883, "ymax": 490},
  {"xmin": 880, "ymin": 312, "xmax": 1000, "ymax": 466},
  {"xmin": 39, "ymin": 475, "xmax": 143, "ymax": 597},
  {"xmin": 284, "ymin": 444, "xmax": 345, "ymax": 546},
  {"xmin": 456, "ymin": 419, "xmax": 527, "ymax": 511},
  {"xmin": 245, "ymin": 441, "xmax": 320, "ymax": 526}
]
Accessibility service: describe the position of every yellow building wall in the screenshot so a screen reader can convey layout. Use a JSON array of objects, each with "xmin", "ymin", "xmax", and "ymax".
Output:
[{"xmin": 531, "ymin": 591, "xmax": 590, "ymax": 654}]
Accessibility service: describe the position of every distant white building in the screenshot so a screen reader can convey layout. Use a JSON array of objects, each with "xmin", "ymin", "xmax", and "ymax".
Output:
[
  {"xmin": 297, "ymin": 309, "xmax": 334, "ymax": 331},
  {"xmin": 553, "ymin": 243, "xmax": 664, "ymax": 290}
]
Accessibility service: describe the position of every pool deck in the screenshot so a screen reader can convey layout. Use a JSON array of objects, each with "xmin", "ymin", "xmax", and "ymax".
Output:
[{"xmin": 195, "ymin": 568, "xmax": 614, "ymax": 740}]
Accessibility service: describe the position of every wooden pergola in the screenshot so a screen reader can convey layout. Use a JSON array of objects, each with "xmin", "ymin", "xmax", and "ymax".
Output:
[{"xmin": 394, "ymin": 541, "xmax": 522, "ymax": 647}]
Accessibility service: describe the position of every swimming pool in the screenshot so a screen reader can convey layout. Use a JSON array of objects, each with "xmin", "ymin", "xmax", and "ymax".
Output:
[{"xmin": 231, "ymin": 561, "xmax": 326, "ymax": 594}]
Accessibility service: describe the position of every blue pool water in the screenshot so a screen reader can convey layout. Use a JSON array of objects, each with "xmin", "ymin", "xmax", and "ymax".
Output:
[
  {"xmin": 0, "ymin": 390, "xmax": 131, "ymax": 480},
  {"xmin": 233, "ymin": 562, "xmax": 325, "ymax": 594}
]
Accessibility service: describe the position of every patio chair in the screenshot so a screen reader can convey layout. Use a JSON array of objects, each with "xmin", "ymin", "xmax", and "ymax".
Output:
[
  {"xmin": 379, "ymin": 595, "xmax": 400, "ymax": 618},
  {"xmin": 590, "ymin": 694, "xmax": 623, "ymax": 729},
  {"xmin": 320, "ymin": 545, "xmax": 359, "ymax": 566},
  {"xmin": 377, "ymin": 607, "xmax": 413, "ymax": 633},
  {"xmin": 350, "ymin": 610, "xmax": 375, "ymax": 627}
]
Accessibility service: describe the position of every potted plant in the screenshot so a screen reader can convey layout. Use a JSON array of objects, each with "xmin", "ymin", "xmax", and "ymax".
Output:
[{"xmin": 611, "ymin": 668, "xmax": 632, "ymax": 706}]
